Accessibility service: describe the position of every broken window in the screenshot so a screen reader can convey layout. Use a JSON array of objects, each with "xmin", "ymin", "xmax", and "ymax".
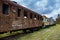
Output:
[
  {"xmin": 30, "ymin": 13, "xmax": 33, "ymax": 19},
  {"xmin": 24, "ymin": 10, "xmax": 28, "ymax": 18},
  {"xmin": 2, "ymin": 4, "xmax": 9, "ymax": 15},
  {"xmin": 34, "ymin": 14, "xmax": 36, "ymax": 18},
  {"xmin": 18, "ymin": 9, "xmax": 21, "ymax": 17},
  {"xmin": 40, "ymin": 16, "xmax": 43, "ymax": 21},
  {"xmin": 34, "ymin": 14, "xmax": 37, "ymax": 20},
  {"xmin": 38, "ymin": 15, "xmax": 39, "ymax": 20}
]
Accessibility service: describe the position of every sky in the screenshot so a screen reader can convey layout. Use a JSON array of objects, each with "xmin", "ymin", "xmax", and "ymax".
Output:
[{"xmin": 11, "ymin": 0, "xmax": 60, "ymax": 20}]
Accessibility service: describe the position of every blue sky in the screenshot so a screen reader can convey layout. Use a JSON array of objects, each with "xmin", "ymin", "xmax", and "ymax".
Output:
[{"xmin": 11, "ymin": 0, "xmax": 60, "ymax": 19}]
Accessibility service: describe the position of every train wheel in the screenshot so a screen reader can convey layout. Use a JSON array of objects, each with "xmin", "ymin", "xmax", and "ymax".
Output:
[
  {"xmin": 43, "ymin": 25, "xmax": 46, "ymax": 28},
  {"xmin": 22, "ymin": 29, "xmax": 27, "ymax": 33},
  {"xmin": 42, "ymin": 25, "xmax": 46, "ymax": 28},
  {"xmin": 10, "ymin": 31, "xmax": 13, "ymax": 33},
  {"xmin": 29, "ymin": 29, "xmax": 34, "ymax": 33},
  {"xmin": 34, "ymin": 27, "xmax": 40, "ymax": 31}
]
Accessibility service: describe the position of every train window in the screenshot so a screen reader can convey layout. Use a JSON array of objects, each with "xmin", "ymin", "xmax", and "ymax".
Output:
[
  {"xmin": 30, "ymin": 13, "xmax": 33, "ymax": 19},
  {"xmin": 2, "ymin": 4, "xmax": 9, "ymax": 15},
  {"xmin": 24, "ymin": 10, "xmax": 28, "ymax": 17},
  {"xmin": 34, "ymin": 14, "xmax": 36, "ymax": 18},
  {"xmin": 34, "ymin": 14, "xmax": 37, "ymax": 20},
  {"xmin": 18, "ymin": 9, "xmax": 21, "ymax": 17},
  {"xmin": 38, "ymin": 15, "xmax": 39, "ymax": 20},
  {"xmin": 40, "ymin": 16, "xmax": 43, "ymax": 21}
]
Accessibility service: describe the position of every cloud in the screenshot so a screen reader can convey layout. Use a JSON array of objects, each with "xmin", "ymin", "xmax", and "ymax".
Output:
[
  {"xmin": 11, "ymin": 0, "xmax": 60, "ymax": 19},
  {"xmin": 44, "ymin": 8, "xmax": 60, "ymax": 20},
  {"xmin": 36, "ymin": 0, "xmax": 48, "ymax": 8}
]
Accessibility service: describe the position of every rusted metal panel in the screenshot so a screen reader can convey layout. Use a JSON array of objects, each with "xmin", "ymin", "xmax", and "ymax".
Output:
[
  {"xmin": 10, "ymin": 6, "xmax": 23, "ymax": 30},
  {"xmin": 0, "ymin": 0, "xmax": 43, "ymax": 33},
  {"xmin": 22, "ymin": 18, "xmax": 29, "ymax": 29},
  {"xmin": 29, "ymin": 19, "xmax": 33, "ymax": 28}
]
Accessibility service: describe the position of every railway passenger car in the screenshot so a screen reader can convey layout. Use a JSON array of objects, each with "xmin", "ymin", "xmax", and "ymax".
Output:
[
  {"xmin": 42, "ymin": 16, "xmax": 55, "ymax": 28},
  {"xmin": 0, "ymin": 0, "xmax": 43, "ymax": 33},
  {"xmin": 47, "ymin": 17, "xmax": 56, "ymax": 26}
]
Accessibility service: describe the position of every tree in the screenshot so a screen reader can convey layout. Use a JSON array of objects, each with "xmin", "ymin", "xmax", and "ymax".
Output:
[
  {"xmin": 57, "ymin": 14, "xmax": 60, "ymax": 18},
  {"xmin": 56, "ymin": 14, "xmax": 60, "ymax": 24}
]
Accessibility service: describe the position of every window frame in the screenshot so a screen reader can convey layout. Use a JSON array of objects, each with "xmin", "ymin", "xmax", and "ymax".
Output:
[
  {"xmin": 37, "ymin": 15, "xmax": 39, "ymax": 20},
  {"xmin": 17, "ymin": 8, "xmax": 21, "ymax": 17},
  {"xmin": 30, "ymin": 13, "xmax": 33, "ymax": 19},
  {"xmin": 24, "ymin": 10, "xmax": 28, "ymax": 18},
  {"xmin": 2, "ymin": 3, "xmax": 9, "ymax": 15}
]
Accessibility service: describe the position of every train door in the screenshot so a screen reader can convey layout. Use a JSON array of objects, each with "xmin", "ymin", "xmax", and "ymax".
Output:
[
  {"xmin": 1, "ymin": 3, "xmax": 11, "ymax": 32},
  {"xmin": 29, "ymin": 13, "xmax": 33, "ymax": 28}
]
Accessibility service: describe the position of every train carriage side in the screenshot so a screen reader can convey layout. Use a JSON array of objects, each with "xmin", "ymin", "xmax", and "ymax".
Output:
[
  {"xmin": 0, "ymin": 0, "xmax": 14, "ymax": 33},
  {"xmin": 33, "ymin": 14, "xmax": 42, "ymax": 28},
  {"xmin": 0, "ymin": 0, "xmax": 24, "ymax": 33},
  {"xmin": 0, "ymin": 0, "xmax": 43, "ymax": 33}
]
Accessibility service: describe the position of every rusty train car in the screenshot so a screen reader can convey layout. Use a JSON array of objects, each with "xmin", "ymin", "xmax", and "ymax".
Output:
[
  {"xmin": 0, "ymin": 0, "xmax": 43, "ymax": 33},
  {"xmin": 42, "ymin": 16, "xmax": 56, "ymax": 28}
]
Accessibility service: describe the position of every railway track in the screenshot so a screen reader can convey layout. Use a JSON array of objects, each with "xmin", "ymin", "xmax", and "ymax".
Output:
[
  {"xmin": 0, "ymin": 30, "xmax": 35, "ymax": 40},
  {"xmin": 0, "ymin": 26, "xmax": 50, "ymax": 40},
  {"xmin": 0, "ymin": 32, "xmax": 31, "ymax": 40},
  {"xmin": 0, "ymin": 25, "xmax": 55, "ymax": 40}
]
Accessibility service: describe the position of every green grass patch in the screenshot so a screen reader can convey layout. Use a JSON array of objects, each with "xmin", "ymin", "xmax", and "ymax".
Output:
[
  {"xmin": 0, "ymin": 30, "xmax": 22, "ymax": 38},
  {"xmin": 17, "ymin": 24, "xmax": 60, "ymax": 40},
  {"xmin": 0, "ymin": 24, "xmax": 60, "ymax": 40}
]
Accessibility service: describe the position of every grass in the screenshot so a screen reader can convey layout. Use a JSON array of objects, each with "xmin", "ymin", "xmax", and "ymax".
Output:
[
  {"xmin": 0, "ymin": 30, "xmax": 23, "ymax": 38},
  {"xmin": 16, "ymin": 24, "xmax": 60, "ymax": 40},
  {"xmin": 0, "ymin": 24, "xmax": 60, "ymax": 40}
]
